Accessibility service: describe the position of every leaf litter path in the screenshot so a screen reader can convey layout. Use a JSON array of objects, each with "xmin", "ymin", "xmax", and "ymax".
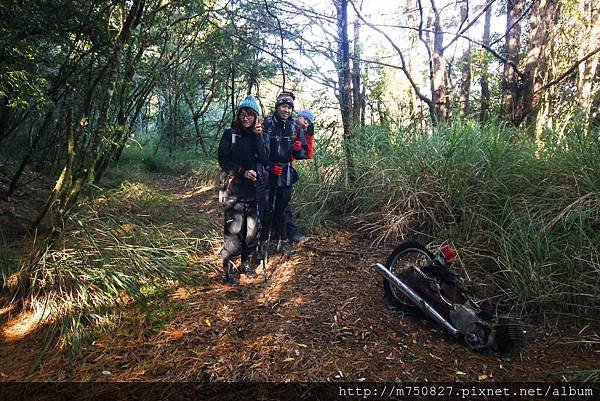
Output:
[{"xmin": 2, "ymin": 173, "xmax": 599, "ymax": 382}]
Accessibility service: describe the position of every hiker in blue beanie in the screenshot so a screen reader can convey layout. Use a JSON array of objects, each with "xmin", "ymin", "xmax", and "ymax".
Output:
[
  {"xmin": 217, "ymin": 95, "xmax": 269, "ymax": 285},
  {"xmin": 285, "ymin": 108, "xmax": 316, "ymax": 243}
]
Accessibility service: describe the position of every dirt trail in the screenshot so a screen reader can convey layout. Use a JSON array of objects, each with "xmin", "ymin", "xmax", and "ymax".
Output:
[{"xmin": 1, "ymin": 173, "xmax": 599, "ymax": 382}]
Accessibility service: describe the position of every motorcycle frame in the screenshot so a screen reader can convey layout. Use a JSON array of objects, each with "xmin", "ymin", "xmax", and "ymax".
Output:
[{"xmin": 372, "ymin": 262, "xmax": 461, "ymax": 338}]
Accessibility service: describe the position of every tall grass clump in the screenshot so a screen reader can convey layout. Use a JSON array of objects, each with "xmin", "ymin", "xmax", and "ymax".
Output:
[
  {"xmin": 292, "ymin": 147, "xmax": 350, "ymax": 233},
  {"xmin": 0, "ymin": 243, "xmax": 18, "ymax": 290},
  {"xmin": 296, "ymin": 119, "xmax": 600, "ymax": 320},
  {"xmin": 17, "ymin": 179, "xmax": 216, "ymax": 356}
]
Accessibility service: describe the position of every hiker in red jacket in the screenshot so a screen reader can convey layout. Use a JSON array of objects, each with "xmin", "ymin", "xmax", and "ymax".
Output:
[{"xmin": 286, "ymin": 109, "xmax": 315, "ymax": 243}]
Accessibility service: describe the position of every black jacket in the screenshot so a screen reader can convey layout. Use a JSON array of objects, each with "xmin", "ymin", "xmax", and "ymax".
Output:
[
  {"xmin": 264, "ymin": 113, "xmax": 308, "ymax": 187},
  {"xmin": 218, "ymin": 127, "xmax": 269, "ymax": 200}
]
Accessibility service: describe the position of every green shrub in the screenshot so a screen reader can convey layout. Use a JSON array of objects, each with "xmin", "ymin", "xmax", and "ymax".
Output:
[{"xmin": 294, "ymin": 120, "xmax": 600, "ymax": 319}]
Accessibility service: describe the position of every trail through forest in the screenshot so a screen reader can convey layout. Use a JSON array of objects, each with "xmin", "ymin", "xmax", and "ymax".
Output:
[{"xmin": 1, "ymin": 172, "xmax": 599, "ymax": 382}]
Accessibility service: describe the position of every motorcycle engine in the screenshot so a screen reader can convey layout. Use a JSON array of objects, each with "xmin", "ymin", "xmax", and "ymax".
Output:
[
  {"xmin": 491, "ymin": 318, "xmax": 527, "ymax": 352},
  {"xmin": 449, "ymin": 304, "xmax": 492, "ymax": 349}
]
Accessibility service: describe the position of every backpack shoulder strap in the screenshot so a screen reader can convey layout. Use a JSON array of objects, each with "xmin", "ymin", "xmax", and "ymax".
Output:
[
  {"xmin": 264, "ymin": 116, "xmax": 274, "ymax": 137},
  {"xmin": 227, "ymin": 128, "xmax": 240, "ymax": 152}
]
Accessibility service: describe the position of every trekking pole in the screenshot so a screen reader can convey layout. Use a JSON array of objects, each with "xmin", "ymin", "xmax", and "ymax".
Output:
[
  {"xmin": 255, "ymin": 176, "xmax": 269, "ymax": 282},
  {"xmin": 263, "ymin": 188, "xmax": 277, "ymax": 282},
  {"xmin": 255, "ymin": 197, "xmax": 263, "ymax": 278}
]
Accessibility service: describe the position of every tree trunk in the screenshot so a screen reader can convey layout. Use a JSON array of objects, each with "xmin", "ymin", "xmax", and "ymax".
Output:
[
  {"xmin": 334, "ymin": 0, "xmax": 355, "ymax": 184},
  {"xmin": 0, "ymin": 96, "xmax": 9, "ymax": 143},
  {"xmin": 360, "ymin": 68, "xmax": 367, "ymax": 127},
  {"xmin": 5, "ymin": 46, "xmax": 77, "ymax": 196},
  {"xmin": 576, "ymin": 0, "xmax": 600, "ymax": 125},
  {"xmin": 7, "ymin": 110, "xmax": 54, "ymax": 196},
  {"xmin": 96, "ymin": 39, "xmax": 147, "ymax": 183},
  {"xmin": 458, "ymin": 0, "xmax": 471, "ymax": 118},
  {"xmin": 517, "ymin": 0, "xmax": 559, "ymax": 127},
  {"xmin": 114, "ymin": 82, "xmax": 154, "ymax": 162},
  {"xmin": 182, "ymin": 80, "xmax": 215, "ymax": 157},
  {"xmin": 430, "ymin": 0, "xmax": 448, "ymax": 124},
  {"xmin": 405, "ymin": 3, "xmax": 419, "ymax": 122},
  {"xmin": 501, "ymin": 0, "xmax": 523, "ymax": 121},
  {"xmin": 480, "ymin": 4, "xmax": 492, "ymax": 121},
  {"xmin": 352, "ymin": 19, "xmax": 362, "ymax": 127},
  {"xmin": 33, "ymin": 102, "xmax": 74, "ymax": 229},
  {"xmin": 62, "ymin": 0, "xmax": 145, "ymax": 218},
  {"xmin": 230, "ymin": 62, "xmax": 236, "ymax": 115},
  {"xmin": 535, "ymin": 40, "xmax": 555, "ymax": 137},
  {"xmin": 377, "ymin": 101, "xmax": 386, "ymax": 125}
]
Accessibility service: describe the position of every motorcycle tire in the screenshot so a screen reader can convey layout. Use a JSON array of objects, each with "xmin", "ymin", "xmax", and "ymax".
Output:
[{"xmin": 383, "ymin": 241, "xmax": 435, "ymax": 312}]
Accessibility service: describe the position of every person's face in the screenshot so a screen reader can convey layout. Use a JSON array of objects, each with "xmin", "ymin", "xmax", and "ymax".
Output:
[
  {"xmin": 297, "ymin": 116, "xmax": 309, "ymax": 129},
  {"xmin": 238, "ymin": 109, "xmax": 256, "ymax": 128},
  {"xmin": 277, "ymin": 103, "xmax": 292, "ymax": 120}
]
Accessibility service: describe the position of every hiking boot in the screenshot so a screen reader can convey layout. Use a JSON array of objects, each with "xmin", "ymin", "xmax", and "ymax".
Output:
[
  {"xmin": 279, "ymin": 239, "xmax": 293, "ymax": 256},
  {"xmin": 223, "ymin": 274, "xmax": 238, "ymax": 285},
  {"xmin": 240, "ymin": 258, "xmax": 257, "ymax": 279},
  {"xmin": 256, "ymin": 241, "xmax": 268, "ymax": 261},
  {"xmin": 290, "ymin": 234, "xmax": 309, "ymax": 244},
  {"xmin": 222, "ymin": 260, "xmax": 238, "ymax": 285}
]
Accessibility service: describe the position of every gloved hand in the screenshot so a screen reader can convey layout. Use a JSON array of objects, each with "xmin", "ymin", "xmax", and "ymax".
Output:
[
  {"xmin": 293, "ymin": 140, "xmax": 302, "ymax": 151},
  {"xmin": 272, "ymin": 164, "xmax": 283, "ymax": 176}
]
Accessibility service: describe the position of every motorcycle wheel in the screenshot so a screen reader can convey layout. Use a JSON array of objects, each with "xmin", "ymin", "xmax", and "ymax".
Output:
[{"xmin": 383, "ymin": 241, "xmax": 435, "ymax": 309}]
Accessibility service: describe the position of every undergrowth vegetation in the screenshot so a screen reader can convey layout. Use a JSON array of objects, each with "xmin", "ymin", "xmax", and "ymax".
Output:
[
  {"xmin": 293, "ymin": 121, "xmax": 600, "ymax": 320},
  {"xmin": 105, "ymin": 142, "xmax": 216, "ymax": 183},
  {"xmin": 14, "ymin": 161, "xmax": 220, "ymax": 357},
  {"xmin": 0, "ymin": 241, "xmax": 18, "ymax": 290},
  {"xmin": 4, "ymin": 120, "xmax": 597, "ymax": 363}
]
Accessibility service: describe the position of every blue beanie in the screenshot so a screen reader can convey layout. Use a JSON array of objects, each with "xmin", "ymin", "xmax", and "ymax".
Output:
[
  {"xmin": 297, "ymin": 109, "xmax": 315, "ymax": 124},
  {"xmin": 237, "ymin": 95, "xmax": 261, "ymax": 116}
]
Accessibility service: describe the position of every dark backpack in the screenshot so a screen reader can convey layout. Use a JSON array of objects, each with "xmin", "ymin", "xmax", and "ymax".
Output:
[{"xmin": 218, "ymin": 130, "xmax": 240, "ymax": 202}]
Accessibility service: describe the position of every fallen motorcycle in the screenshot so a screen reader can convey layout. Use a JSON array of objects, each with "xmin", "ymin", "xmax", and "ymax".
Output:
[{"xmin": 372, "ymin": 241, "xmax": 527, "ymax": 352}]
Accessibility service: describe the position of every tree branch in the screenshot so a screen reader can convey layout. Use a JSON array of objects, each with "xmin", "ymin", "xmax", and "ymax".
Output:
[
  {"xmin": 416, "ymin": 0, "xmax": 434, "ymax": 85},
  {"xmin": 264, "ymin": 0, "xmax": 287, "ymax": 90},
  {"xmin": 208, "ymin": 20, "xmax": 336, "ymax": 90},
  {"xmin": 535, "ymin": 46, "xmax": 600, "ymax": 95},
  {"xmin": 489, "ymin": 0, "xmax": 537, "ymax": 47},
  {"xmin": 442, "ymin": 0, "xmax": 497, "ymax": 51},
  {"xmin": 348, "ymin": 0, "xmax": 433, "ymax": 109},
  {"xmin": 365, "ymin": 22, "xmax": 524, "ymax": 79}
]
